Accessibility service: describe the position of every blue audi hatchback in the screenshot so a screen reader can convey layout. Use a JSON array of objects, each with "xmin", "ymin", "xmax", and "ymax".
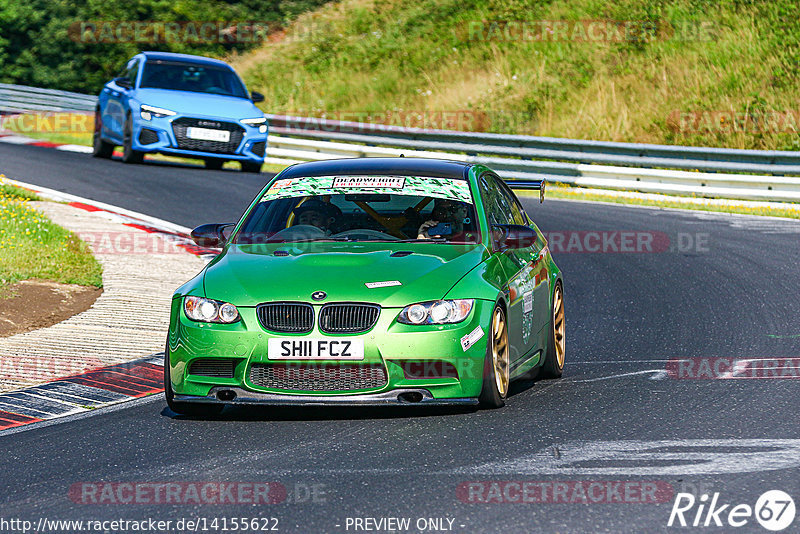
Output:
[{"xmin": 93, "ymin": 51, "xmax": 267, "ymax": 172}]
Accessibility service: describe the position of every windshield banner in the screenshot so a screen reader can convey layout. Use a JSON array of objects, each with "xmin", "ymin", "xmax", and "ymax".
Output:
[{"xmin": 261, "ymin": 175, "xmax": 472, "ymax": 203}]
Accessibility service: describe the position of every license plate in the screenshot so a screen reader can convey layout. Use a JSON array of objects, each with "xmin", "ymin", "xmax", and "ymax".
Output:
[
  {"xmin": 186, "ymin": 127, "xmax": 230, "ymax": 142},
  {"xmin": 268, "ymin": 338, "xmax": 364, "ymax": 360}
]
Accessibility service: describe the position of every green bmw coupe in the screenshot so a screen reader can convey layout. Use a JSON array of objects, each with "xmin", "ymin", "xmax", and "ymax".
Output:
[{"xmin": 165, "ymin": 158, "xmax": 564, "ymax": 414}]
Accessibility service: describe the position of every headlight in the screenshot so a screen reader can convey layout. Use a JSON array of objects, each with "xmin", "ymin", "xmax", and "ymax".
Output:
[
  {"xmin": 140, "ymin": 104, "xmax": 176, "ymax": 121},
  {"xmin": 240, "ymin": 116, "xmax": 268, "ymax": 133},
  {"xmin": 240, "ymin": 117, "xmax": 266, "ymax": 125},
  {"xmin": 184, "ymin": 296, "xmax": 240, "ymax": 323},
  {"xmin": 397, "ymin": 299, "xmax": 474, "ymax": 325}
]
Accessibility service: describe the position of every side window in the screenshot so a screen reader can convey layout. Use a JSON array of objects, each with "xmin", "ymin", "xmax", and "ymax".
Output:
[
  {"xmin": 495, "ymin": 179, "xmax": 528, "ymax": 225},
  {"xmin": 479, "ymin": 173, "xmax": 523, "ymax": 226},
  {"xmin": 124, "ymin": 59, "xmax": 140, "ymax": 87},
  {"xmin": 478, "ymin": 174, "xmax": 508, "ymax": 225}
]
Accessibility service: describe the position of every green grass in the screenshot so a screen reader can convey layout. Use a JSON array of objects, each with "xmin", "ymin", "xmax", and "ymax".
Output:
[
  {"xmin": 0, "ymin": 182, "xmax": 40, "ymax": 201},
  {"xmin": 0, "ymin": 179, "xmax": 102, "ymax": 296},
  {"xmin": 25, "ymin": 131, "xmax": 93, "ymax": 146},
  {"xmin": 232, "ymin": 0, "xmax": 800, "ymax": 151},
  {"xmin": 1, "ymin": 112, "xmax": 93, "ymax": 146}
]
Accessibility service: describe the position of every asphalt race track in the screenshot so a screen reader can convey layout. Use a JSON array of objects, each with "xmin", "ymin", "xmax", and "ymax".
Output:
[
  {"xmin": 1, "ymin": 142, "xmax": 800, "ymax": 533},
  {"xmin": 0, "ymin": 143, "xmax": 272, "ymax": 227}
]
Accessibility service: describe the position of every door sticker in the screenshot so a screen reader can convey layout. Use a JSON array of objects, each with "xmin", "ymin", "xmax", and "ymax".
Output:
[{"xmin": 523, "ymin": 291, "xmax": 533, "ymax": 313}]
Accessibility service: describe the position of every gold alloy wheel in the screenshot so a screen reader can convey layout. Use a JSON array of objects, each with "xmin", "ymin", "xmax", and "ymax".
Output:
[
  {"xmin": 553, "ymin": 283, "xmax": 565, "ymax": 368},
  {"xmin": 491, "ymin": 307, "xmax": 510, "ymax": 397}
]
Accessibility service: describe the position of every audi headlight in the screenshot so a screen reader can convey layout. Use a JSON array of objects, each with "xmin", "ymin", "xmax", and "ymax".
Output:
[
  {"xmin": 184, "ymin": 296, "xmax": 240, "ymax": 323},
  {"xmin": 140, "ymin": 104, "xmax": 176, "ymax": 121},
  {"xmin": 397, "ymin": 299, "xmax": 474, "ymax": 325},
  {"xmin": 240, "ymin": 116, "xmax": 268, "ymax": 133}
]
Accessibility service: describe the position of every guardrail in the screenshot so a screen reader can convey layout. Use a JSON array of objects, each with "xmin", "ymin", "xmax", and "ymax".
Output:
[
  {"xmin": 264, "ymin": 114, "xmax": 800, "ymax": 176},
  {"xmin": 265, "ymin": 134, "xmax": 800, "ymax": 202},
  {"xmin": 0, "ymin": 83, "xmax": 97, "ymax": 113},
  {"xmin": 2, "ymin": 83, "xmax": 799, "ymax": 202}
]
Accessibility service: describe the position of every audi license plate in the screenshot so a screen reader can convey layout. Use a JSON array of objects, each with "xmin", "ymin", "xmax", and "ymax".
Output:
[
  {"xmin": 186, "ymin": 127, "xmax": 230, "ymax": 142},
  {"xmin": 268, "ymin": 338, "xmax": 364, "ymax": 360}
]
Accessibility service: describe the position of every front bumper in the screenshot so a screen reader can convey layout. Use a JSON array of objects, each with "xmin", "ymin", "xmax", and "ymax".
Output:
[
  {"xmin": 167, "ymin": 298, "xmax": 494, "ymax": 402},
  {"xmin": 175, "ymin": 388, "xmax": 478, "ymax": 407},
  {"xmin": 131, "ymin": 114, "xmax": 266, "ymax": 163}
]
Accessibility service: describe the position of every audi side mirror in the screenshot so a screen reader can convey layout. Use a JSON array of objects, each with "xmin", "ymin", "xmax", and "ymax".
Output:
[{"xmin": 113, "ymin": 77, "xmax": 132, "ymax": 89}]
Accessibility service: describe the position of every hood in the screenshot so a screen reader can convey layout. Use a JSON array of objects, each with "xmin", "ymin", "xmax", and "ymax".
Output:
[
  {"xmin": 135, "ymin": 88, "xmax": 261, "ymax": 118},
  {"xmin": 202, "ymin": 242, "xmax": 488, "ymax": 308}
]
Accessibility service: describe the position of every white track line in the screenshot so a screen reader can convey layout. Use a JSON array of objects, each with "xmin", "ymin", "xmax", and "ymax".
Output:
[
  {"xmin": 55, "ymin": 144, "xmax": 93, "ymax": 153},
  {"xmin": 2, "ymin": 176, "xmax": 191, "ymax": 235}
]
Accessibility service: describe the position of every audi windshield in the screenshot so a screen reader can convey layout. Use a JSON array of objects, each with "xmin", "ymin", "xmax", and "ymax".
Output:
[{"xmin": 140, "ymin": 61, "xmax": 249, "ymax": 98}]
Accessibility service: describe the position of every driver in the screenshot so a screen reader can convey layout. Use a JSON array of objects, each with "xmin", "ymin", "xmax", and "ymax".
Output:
[
  {"xmin": 292, "ymin": 199, "xmax": 340, "ymax": 234},
  {"xmin": 417, "ymin": 198, "xmax": 471, "ymax": 240}
]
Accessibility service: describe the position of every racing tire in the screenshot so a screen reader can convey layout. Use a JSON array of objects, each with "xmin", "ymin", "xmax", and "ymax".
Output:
[
  {"xmin": 204, "ymin": 158, "xmax": 224, "ymax": 170},
  {"xmin": 479, "ymin": 304, "xmax": 510, "ymax": 408},
  {"xmin": 91, "ymin": 111, "xmax": 114, "ymax": 159},
  {"xmin": 121, "ymin": 115, "xmax": 144, "ymax": 164},
  {"xmin": 164, "ymin": 346, "xmax": 224, "ymax": 417},
  {"xmin": 241, "ymin": 161, "xmax": 262, "ymax": 173},
  {"xmin": 539, "ymin": 281, "xmax": 565, "ymax": 379}
]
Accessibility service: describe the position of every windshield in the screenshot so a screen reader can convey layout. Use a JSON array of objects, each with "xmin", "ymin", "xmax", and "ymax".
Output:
[
  {"xmin": 234, "ymin": 175, "xmax": 481, "ymax": 244},
  {"xmin": 139, "ymin": 60, "xmax": 248, "ymax": 98}
]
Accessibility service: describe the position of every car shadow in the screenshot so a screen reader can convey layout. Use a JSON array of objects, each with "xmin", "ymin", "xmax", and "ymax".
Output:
[
  {"xmin": 507, "ymin": 379, "xmax": 536, "ymax": 398},
  {"xmin": 161, "ymin": 403, "xmax": 477, "ymax": 422},
  {"xmin": 507, "ymin": 366, "xmax": 563, "ymax": 398},
  {"xmin": 110, "ymin": 155, "xmax": 241, "ymax": 172},
  {"xmin": 159, "ymin": 375, "xmax": 559, "ymax": 422}
]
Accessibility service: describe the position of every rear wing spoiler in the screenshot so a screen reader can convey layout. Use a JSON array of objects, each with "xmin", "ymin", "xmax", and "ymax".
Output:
[{"xmin": 512, "ymin": 178, "xmax": 545, "ymax": 203}]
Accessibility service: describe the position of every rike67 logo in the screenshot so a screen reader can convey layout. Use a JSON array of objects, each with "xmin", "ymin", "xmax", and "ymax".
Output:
[{"xmin": 668, "ymin": 490, "xmax": 795, "ymax": 531}]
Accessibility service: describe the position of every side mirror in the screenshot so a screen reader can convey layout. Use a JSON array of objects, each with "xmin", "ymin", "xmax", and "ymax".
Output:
[
  {"xmin": 251, "ymin": 91, "xmax": 265, "ymax": 103},
  {"xmin": 492, "ymin": 224, "xmax": 538, "ymax": 251},
  {"xmin": 113, "ymin": 77, "xmax": 132, "ymax": 89},
  {"xmin": 190, "ymin": 223, "xmax": 234, "ymax": 248}
]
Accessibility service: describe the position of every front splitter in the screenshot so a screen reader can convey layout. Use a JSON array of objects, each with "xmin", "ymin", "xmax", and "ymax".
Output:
[{"xmin": 174, "ymin": 387, "xmax": 479, "ymax": 407}]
